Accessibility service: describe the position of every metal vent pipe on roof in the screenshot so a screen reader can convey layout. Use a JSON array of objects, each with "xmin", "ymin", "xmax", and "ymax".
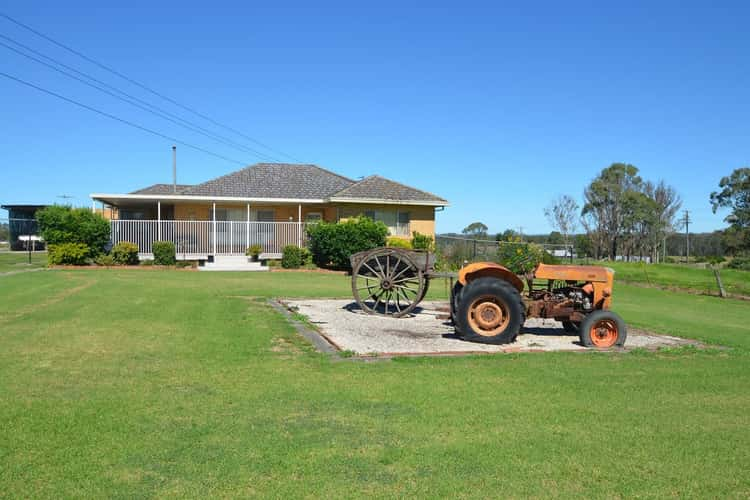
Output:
[{"xmin": 172, "ymin": 145, "xmax": 177, "ymax": 193}]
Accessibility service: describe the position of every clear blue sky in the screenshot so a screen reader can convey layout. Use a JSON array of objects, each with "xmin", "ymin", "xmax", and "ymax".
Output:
[{"xmin": 1, "ymin": 1, "xmax": 748, "ymax": 233}]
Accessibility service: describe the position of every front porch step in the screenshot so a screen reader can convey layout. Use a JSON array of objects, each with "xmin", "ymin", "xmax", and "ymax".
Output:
[{"xmin": 201, "ymin": 256, "xmax": 268, "ymax": 272}]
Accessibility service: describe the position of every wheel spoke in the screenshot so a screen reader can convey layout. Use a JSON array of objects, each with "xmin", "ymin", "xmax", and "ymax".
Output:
[
  {"xmin": 362, "ymin": 261, "xmax": 383, "ymax": 280},
  {"xmin": 390, "ymin": 262, "xmax": 414, "ymax": 281},
  {"xmin": 393, "ymin": 283, "xmax": 419, "ymax": 295}
]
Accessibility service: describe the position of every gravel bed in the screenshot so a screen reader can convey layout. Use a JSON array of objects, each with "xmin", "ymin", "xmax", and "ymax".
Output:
[{"xmin": 283, "ymin": 299, "xmax": 697, "ymax": 355}]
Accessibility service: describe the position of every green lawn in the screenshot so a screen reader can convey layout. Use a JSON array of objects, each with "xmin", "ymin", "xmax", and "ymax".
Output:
[
  {"xmin": 1, "ymin": 269, "xmax": 749, "ymax": 497},
  {"xmin": 589, "ymin": 260, "xmax": 750, "ymax": 297},
  {"xmin": 0, "ymin": 251, "xmax": 47, "ymax": 273}
]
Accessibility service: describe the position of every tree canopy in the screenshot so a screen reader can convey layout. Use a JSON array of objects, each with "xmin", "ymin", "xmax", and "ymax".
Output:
[{"xmin": 462, "ymin": 222, "xmax": 488, "ymax": 238}]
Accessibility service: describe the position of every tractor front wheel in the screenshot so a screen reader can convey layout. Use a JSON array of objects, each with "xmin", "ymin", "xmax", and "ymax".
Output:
[
  {"xmin": 579, "ymin": 310, "xmax": 627, "ymax": 348},
  {"xmin": 456, "ymin": 277, "xmax": 524, "ymax": 345}
]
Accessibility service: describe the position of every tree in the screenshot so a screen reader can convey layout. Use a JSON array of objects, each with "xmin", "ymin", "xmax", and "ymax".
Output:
[
  {"xmin": 544, "ymin": 195, "xmax": 579, "ymax": 248},
  {"xmin": 36, "ymin": 205, "xmax": 110, "ymax": 255},
  {"xmin": 495, "ymin": 228, "xmax": 518, "ymax": 241},
  {"xmin": 643, "ymin": 180, "xmax": 682, "ymax": 262},
  {"xmin": 710, "ymin": 168, "xmax": 750, "ymax": 253},
  {"xmin": 582, "ymin": 163, "xmax": 643, "ymax": 260},
  {"xmin": 462, "ymin": 222, "xmax": 488, "ymax": 239},
  {"xmin": 547, "ymin": 231, "xmax": 564, "ymax": 245}
]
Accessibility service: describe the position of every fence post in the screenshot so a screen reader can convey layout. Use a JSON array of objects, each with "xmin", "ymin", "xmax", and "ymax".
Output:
[
  {"xmin": 297, "ymin": 204, "xmax": 302, "ymax": 247},
  {"xmin": 246, "ymin": 203, "xmax": 250, "ymax": 250},
  {"xmin": 157, "ymin": 201, "xmax": 161, "ymax": 241},
  {"xmin": 212, "ymin": 203, "xmax": 216, "ymax": 256},
  {"xmin": 713, "ymin": 267, "xmax": 727, "ymax": 298}
]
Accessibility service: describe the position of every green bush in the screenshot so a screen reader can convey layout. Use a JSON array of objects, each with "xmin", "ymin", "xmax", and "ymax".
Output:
[
  {"xmin": 727, "ymin": 257, "xmax": 750, "ymax": 271},
  {"xmin": 386, "ymin": 237, "xmax": 411, "ymax": 249},
  {"xmin": 411, "ymin": 231, "xmax": 434, "ymax": 251},
  {"xmin": 307, "ymin": 216, "xmax": 388, "ymax": 269},
  {"xmin": 245, "ymin": 244, "xmax": 263, "ymax": 258},
  {"xmin": 496, "ymin": 239, "xmax": 545, "ymax": 275},
  {"xmin": 152, "ymin": 241, "xmax": 176, "ymax": 265},
  {"xmin": 37, "ymin": 205, "xmax": 110, "ymax": 255},
  {"xmin": 140, "ymin": 259, "xmax": 154, "ymax": 266},
  {"xmin": 111, "ymin": 241, "xmax": 139, "ymax": 265},
  {"xmin": 94, "ymin": 254, "xmax": 115, "ymax": 266},
  {"xmin": 707, "ymin": 255, "xmax": 726, "ymax": 265},
  {"xmin": 48, "ymin": 243, "xmax": 90, "ymax": 265},
  {"xmin": 282, "ymin": 245, "xmax": 304, "ymax": 268},
  {"xmin": 300, "ymin": 247, "xmax": 313, "ymax": 266}
]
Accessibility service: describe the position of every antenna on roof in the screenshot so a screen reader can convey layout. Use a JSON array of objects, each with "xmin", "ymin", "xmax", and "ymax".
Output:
[{"xmin": 172, "ymin": 145, "xmax": 177, "ymax": 193}]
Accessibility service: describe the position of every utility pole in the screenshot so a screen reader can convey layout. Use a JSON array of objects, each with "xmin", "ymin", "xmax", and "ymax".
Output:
[
  {"xmin": 681, "ymin": 210, "xmax": 691, "ymax": 264},
  {"xmin": 517, "ymin": 226, "xmax": 524, "ymax": 241}
]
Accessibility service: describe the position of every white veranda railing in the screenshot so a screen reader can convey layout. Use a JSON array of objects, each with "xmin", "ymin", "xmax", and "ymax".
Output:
[{"xmin": 110, "ymin": 220, "xmax": 308, "ymax": 256}]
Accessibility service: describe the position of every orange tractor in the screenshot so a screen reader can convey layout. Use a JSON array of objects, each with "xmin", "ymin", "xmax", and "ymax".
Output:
[
  {"xmin": 350, "ymin": 248, "xmax": 627, "ymax": 348},
  {"xmin": 450, "ymin": 261, "xmax": 626, "ymax": 348}
]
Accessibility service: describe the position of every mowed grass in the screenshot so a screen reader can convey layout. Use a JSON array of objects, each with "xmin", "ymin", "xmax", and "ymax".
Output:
[
  {"xmin": 0, "ymin": 251, "xmax": 47, "ymax": 273},
  {"xmin": 591, "ymin": 260, "xmax": 750, "ymax": 297},
  {"xmin": 1, "ymin": 269, "xmax": 749, "ymax": 497}
]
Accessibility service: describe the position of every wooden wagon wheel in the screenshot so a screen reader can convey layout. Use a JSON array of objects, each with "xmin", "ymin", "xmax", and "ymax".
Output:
[{"xmin": 351, "ymin": 248, "xmax": 425, "ymax": 317}]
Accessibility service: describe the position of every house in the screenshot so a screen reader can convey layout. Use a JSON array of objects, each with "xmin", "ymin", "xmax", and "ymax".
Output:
[
  {"xmin": 1, "ymin": 204, "xmax": 49, "ymax": 251},
  {"xmin": 91, "ymin": 163, "xmax": 448, "ymax": 259}
]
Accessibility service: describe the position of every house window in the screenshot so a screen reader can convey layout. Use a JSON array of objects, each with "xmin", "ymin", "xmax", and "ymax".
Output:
[
  {"xmin": 215, "ymin": 208, "xmax": 245, "ymax": 221},
  {"xmin": 305, "ymin": 212, "xmax": 323, "ymax": 222},
  {"xmin": 361, "ymin": 209, "xmax": 410, "ymax": 236}
]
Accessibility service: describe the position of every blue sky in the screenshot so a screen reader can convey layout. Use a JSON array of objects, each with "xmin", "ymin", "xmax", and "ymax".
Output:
[{"xmin": 1, "ymin": 1, "xmax": 748, "ymax": 233}]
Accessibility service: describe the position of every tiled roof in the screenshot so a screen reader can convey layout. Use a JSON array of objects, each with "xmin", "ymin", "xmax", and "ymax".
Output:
[
  {"xmin": 331, "ymin": 175, "xmax": 448, "ymax": 204},
  {"xmin": 131, "ymin": 184, "xmax": 193, "ymax": 195},
  {"xmin": 182, "ymin": 163, "xmax": 354, "ymax": 199},
  {"xmin": 121, "ymin": 164, "xmax": 448, "ymax": 206}
]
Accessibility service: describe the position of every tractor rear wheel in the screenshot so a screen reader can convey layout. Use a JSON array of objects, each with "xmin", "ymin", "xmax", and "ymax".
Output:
[
  {"xmin": 457, "ymin": 277, "xmax": 524, "ymax": 344},
  {"xmin": 579, "ymin": 310, "xmax": 627, "ymax": 348},
  {"xmin": 450, "ymin": 281, "xmax": 463, "ymax": 330}
]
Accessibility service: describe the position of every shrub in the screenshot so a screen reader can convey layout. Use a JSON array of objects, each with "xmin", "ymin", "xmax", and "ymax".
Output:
[
  {"xmin": 245, "ymin": 244, "xmax": 263, "ymax": 258},
  {"xmin": 707, "ymin": 255, "xmax": 726, "ymax": 265},
  {"xmin": 300, "ymin": 247, "xmax": 313, "ymax": 266},
  {"xmin": 307, "ymin": 216, "xmax": 388, "ymax": 269},
  {"xmin": 140, "ymin": 259, "xmax": 154, "ymax": 266},
  {"xmin": 496, "ymin": 238, "xmax": 545, "ymax": 275},
  {"xmin": 152, "ymin": 241, "xmax": 176, "ymax": 265},
  {"xmin": 94, "ymin": 254, "xmax": 115, "ymax": 266},
  {"xmin": 48, "ymin": 243, "xmax": 90, "ymax": 265},
  {"xmin": 728, "ymin": 256, "xmax": 750, "ymax": 271},
  {"xmin": 111, "ymin": 241, "xmax": 139, "ymax": 265},
  {"xmin": 411, "ymin": 231, "xmax": 434, "ymax": 251},
  {"xmin": 386, "ymin": 237, "xmax": 411, "ymax": 249},
  {"xmin": 36, "ymin": 205, "xmax": 110, "ymax": 255},
  {"xmin": 282, "ymin": 245, "xmax": 304, "ymax": 268}
]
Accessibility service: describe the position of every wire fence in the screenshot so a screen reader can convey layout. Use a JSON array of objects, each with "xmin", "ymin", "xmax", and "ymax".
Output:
[{"xmin": 434, "ymin": 235, "xmax": 574, "ymax": 270}]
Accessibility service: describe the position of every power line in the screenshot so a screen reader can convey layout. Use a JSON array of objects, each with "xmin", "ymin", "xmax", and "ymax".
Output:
[
  {"xmin": 0, "ymin": 12, "xmax": 303, "ymax": 163},
  {"xmin": 0, "ymin": 70, "xmax": 246, "ymax": 166},
  {"xmin": 0, "ymin": 36, "xmax": 281, "ymax": 162}
]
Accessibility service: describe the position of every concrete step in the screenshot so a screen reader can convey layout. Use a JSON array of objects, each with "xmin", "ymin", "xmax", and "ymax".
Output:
[
  {"xmin": 201, "ymin": 258, "xmax": 268, "ymax": 272},
  {"xmin": 212, "ymin": 256, "xmax": 255, "ymax": 263},
  {"xmin": 199, "ymin": 265, "xmax": 269, "ymax": 272}
]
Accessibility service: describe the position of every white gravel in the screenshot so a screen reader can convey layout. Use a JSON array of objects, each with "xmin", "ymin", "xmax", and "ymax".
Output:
[{"xmin": 283, "ymin": 299, "xmax": 696, "ymax": 355}]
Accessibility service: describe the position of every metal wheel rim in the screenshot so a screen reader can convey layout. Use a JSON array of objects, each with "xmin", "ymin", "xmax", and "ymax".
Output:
[
  {"xmin": 351, "ymin": 249, "xmax": 424, "ymax": 317},
  {"xmin": 590, "ymin": 319, "xmax": 618, "ymax": 347},
  {"xmin": 467, "ymin": 295, "xmax": 510, "ymax": 336}
]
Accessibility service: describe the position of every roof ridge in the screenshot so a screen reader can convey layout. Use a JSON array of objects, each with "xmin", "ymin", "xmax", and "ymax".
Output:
[{"xmin": 332, "ymin": 174, "xmax": 447, "ymax": 202}]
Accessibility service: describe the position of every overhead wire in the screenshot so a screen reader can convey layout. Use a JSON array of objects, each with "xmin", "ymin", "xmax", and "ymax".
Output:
[
  {"xmin": 0, "ymin": 70, "xmax": 247, "ymax": 166},
  {"xmin": 0, "ymin": 11, "xmax": 303, "ymax": 163},
  {"xmin": 0, "ymin": 36, "xmax": 281, "ymax": 162}
]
